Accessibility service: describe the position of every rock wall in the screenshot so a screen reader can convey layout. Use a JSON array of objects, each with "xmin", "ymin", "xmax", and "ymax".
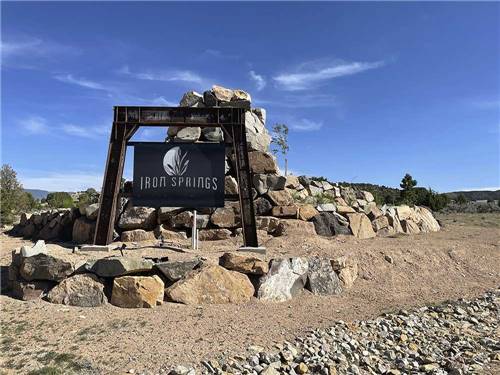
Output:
[
  {"xmin": 7, "ymin": 241, "xmax": 358, "ymax": 307},
  {"xmin": 9, "ymin": 85, "xmax": 440, "ymax": 244}
]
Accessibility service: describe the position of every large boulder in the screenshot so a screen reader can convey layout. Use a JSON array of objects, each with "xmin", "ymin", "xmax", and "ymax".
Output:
[
  {"xmin": 11, "ymin": 279, "xmax": 56, "ymax": 301},
  {"xmin": 47, "ymin": 274, "xmax": 107, "ymax": 307},
  {"xmin": 202, "ymin": 127, "xmax": 223, "ymax": 142},
  {"xmin": 121, "ymin": 229, "xmax": 156, "ymax": 242},
  {"xmin": 174, "ymin": 127, "xmax": 201, "ymax": 142},
  {"xmin": 154, "ymin": 225, "xmax": 188, "ymax": 241},
  {"xmin": 415, "ymin": 206, "xmax": 440, "ymax": 232},
  {"xmin": 253, "ymin": 174, "xmax": 286, "ymax": 195},
  {"xmin": 285, "ymin": 175, "xmax": 301, "ymax": 189},
  {"xmin": 256, "ymin": 216, "xmax": 280, "ymax": 234},
  {"xmin": 271, "ymin": 206, "xmax": 298, "ymax": 218},
  {"xmin": 265, "ymin": 190, "xmax": 293, "ymax": 206},
  {"xmin": 401, "ymin": 219, "xmax": 420, "ymax": 234},
  {"xmin": 312, "ymin": 212, "xmax": 351, "ymax": 236},
  {"xmin": 85, "ymin": 204, "xmax": 99, "ymax": 220},
  {"xmin": 212, "ymin": 85, "xmax": 234, "ymax": 102},
  {"xmin": 157, "ymin": 207, "xmax": 184, "ymax": 224},
  {"xmin": 254, "ymin": 197, "xmax": 273, "ymax": 215},
  {"xmin": 86, "ymin": 257, "xmax": 155, "ymax": 278},
  {"xmin": 248, "ymin": 151, "xmax": 278, "ymax": 174},
  {"xmin": 210, "ymin": 207, "xmax": 238, "ymax": 228},
  {"xmin": 166, "ymin": 265, "xmax": 254, "ymax": 304},
  {"xmin": 386, "ymin": 208, "xmax": 404, "ymax": 233},
  {"xmin": 155, "ymin": 259, "xmax": 200, "ymax": 282},
  {"xmin": 395, "ymin": 205, "xmax": 413, "ymax": 221},
  {"xmin": 306, "ymin": 257, "xmax": 342, "ymax": 296},
  {"xmin": 257, "ymin": 258, "xmax": 308, "ymax": 302},
  {"xmin": 72, "ymin": 216, "xmax": 96, "ymax": 243},
  {"xmin": 111, "ymin": 275, "xmax": 164, "ymax": 308},
  {"xmin": 274, "ymin": 220, "xmax": 316, "ymax": 236},
  {"xmin": 219, "ymin": 253, "xmax": 269, "ymax": 275},
  {"xmin": 346, "ymin": 213, "xmax": 376, "ymax": 239},
  {"xmin": 20, "ymin": 254, "xmax": 75, "ymax": 282},
  {"xmin": 198, "ymin": 228, "xmax": 232, "ymax": 241},
  {"xmin": 371, "ymin": 216, "xmax": 389, "ymax": 232},
  {"xmin": 20, "ymin": 240, "xmax": 47, "ymax": 258},
  {"xmin": 245, "ymin": 111, "xmax": 271, "ymax": 152},
  {"xmin": 179, "ymin": 91, "xmax": 204, "ymax": 107},
  {"xmin": 298, "ymin": 205, "xmax": 319, "ymax": 221},
  {"xmin": 118, "ymin": 207, "xmax": 157, "ymax": 230}
]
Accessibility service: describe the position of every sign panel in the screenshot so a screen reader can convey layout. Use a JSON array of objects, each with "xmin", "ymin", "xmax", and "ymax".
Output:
[{"xmin": 133, "ymin": 143, "xmax": 225, "ymax": 208}]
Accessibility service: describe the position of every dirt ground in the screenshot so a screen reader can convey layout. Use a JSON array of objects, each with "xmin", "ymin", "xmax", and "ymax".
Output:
[{"xmin": 0, "ymin": 213, "xmax": 499, "ymax": 374}]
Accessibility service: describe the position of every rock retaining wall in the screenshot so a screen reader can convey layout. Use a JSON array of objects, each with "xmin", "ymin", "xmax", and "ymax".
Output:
[
  {"xmin": 9, "ymin": 85, "xmax": 441, "ymax": 244},
  {"xmin": 7, "ymin": 241, "xmax": 358, "ymax": 307}
]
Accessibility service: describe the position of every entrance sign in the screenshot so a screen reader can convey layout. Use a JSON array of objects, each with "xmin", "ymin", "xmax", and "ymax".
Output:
[
  {"xmin": 94, "ymin": 106, "xmax": 259, "ymax": 249},
  {"xmin": 132, "ymin": 143, "xmax": 225, "ymax": 208}
]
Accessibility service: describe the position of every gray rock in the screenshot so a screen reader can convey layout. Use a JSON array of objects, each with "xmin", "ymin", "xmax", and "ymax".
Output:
[
  {"xmin": 179, "ymin": 91, "xmax": 204, "ymax": 107},
  {"xmin": 198, "ymin": 228, "xmax": 232, "ymax": 241},
  {"xmin": 245, "ymin": 111, "xmax": 271, "ymax": 152},
  {"xmin": 316, "ymin": 203, "xmax": 336, "ymax": 212},
  {"xmin": 225, "ymin": 176, "xmax": 239, "ymax": 195},
  {"xmin": 203, "ymin": 90, "xmax": 217, "ymax": 106},
  {"xmin": 253, "ymin": 174, "xmax": 286, "ymax": 195},
  {"xmin": 11, "ymin": 279, "xmax": 56, "ymax": 301},
  {"xmin": 86, "ymin": 256, "xmax": 155, "ymax": 278},
  {"xmin": 20, "ymin": 240, "xmax": 47, "ymax": 258},
  {"xmin": 20, "ymin": 253, "xmax": 75, "ymax": 282},
  {"xmin": 155, "ymin": 259, "xmax": 200, "ymax": 282},
  {"xmin": 254, "ymin": 197, "xmax": 273, "ymax": 215},
  {"xmin": 306, "ymin": 257, "xmax": 342, "ymax": 296},
  {"xmin": 174, "ymin": 127, "xmax": 201, "ymax": 142},
  {"xmin": 257, "ymin": 258, "xmax": 308, "ymax": 302},
  {"xmin": 46, "ymin": 273, "xmax": 107, "ymax": 307},
  {"xmin": 118, "ymin": 206, "xmax": 157, "ymax": 230},
  {"xmin": 85, "ymin": 203, "xmax": 99, "ymax": 220},
  {"xmin": 312, "ymin": 212, "xmax": 351, "ymax": 237},
  {"xmin": 202, "ymin": 127, "xmax": 223, "ymax": 142}
]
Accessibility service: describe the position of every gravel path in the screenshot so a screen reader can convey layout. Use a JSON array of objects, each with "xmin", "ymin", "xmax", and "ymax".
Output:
[{"xmin": 191, "ymin": 289, "xmax": 500, "ymax": 375}]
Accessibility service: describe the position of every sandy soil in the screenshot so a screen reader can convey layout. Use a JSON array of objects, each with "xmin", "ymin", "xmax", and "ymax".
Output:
[{"xmin": 0, "ymin": 213, "xmax": 499, "ymax": 374}]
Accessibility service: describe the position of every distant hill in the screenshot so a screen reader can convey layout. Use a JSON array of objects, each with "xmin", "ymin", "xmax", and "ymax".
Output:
[
  {"xmin": 24, "ymin": 189, "xmax": 50, "ymax": 200},
  {"xmin": 445, "ymin": 190, "xmax": 500, "ymax": 202}
]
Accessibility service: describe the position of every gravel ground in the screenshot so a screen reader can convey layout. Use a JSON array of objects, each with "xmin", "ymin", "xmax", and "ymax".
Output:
[{"xmin": 194, "ymin": 289, "xmax": 499, "ymax": 375}]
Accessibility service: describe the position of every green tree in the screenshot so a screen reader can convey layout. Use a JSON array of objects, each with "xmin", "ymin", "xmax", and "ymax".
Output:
[
  {"xmin": 271, "ymin": 123, "xmax": 289, "ymax": 176},
  {"xmin": 456, "ymin": 194, "xmax": 468, "ymax": 205},
  {"xmin": 1, "ymin": 164, "xmax": 26, "ymax": 224},
  {"xmin": 399, "ymin": 173, "xmax": 418, "ymax": 204},
  {"xmin": 46, "ymin": 192, "xmax": 74, "ymax": 208}
]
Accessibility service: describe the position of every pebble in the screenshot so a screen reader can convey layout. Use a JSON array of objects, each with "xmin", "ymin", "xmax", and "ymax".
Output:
[{"xmin": 188, "ymin": 289, "xmax": 500, "ymax": 374}]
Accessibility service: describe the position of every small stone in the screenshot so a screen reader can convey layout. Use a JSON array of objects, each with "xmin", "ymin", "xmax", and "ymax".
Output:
[{"xmin": 297, "ymin": 363, "xmax": 308, "ymax": 374}]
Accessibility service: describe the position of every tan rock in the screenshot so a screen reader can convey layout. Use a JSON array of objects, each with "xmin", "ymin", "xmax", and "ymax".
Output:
[
  {"xmin": 154, "ymin": 225, "xmax": 188, "ymax": 241},
  {"xmin": 198, "ymin": 228, "xmax": 232, "ymax": 241},
  {"xmin": 47, "ymin": 274, "xmax": 107, "ymax": 307},
  {"xmin": 401, "ymin": 219, "xmax": 420, "ymax": 234},
  {"xmin": 224, "ymin": 176, "xmax": 239, "ymax": 195},
  {"xmin": 336, "ymin": 205, "xmax": 356, "ymax": 214},
  {"xmin": 298, "ymin": 204, "xmax": 319, "ymax": 221},
  {"xmin": 365, "ymin": 205, "xmax": 383, "ymax": 220},
  {"xmin": 347, "ymin": 213, "xmax": 376, "ymax": 239},
  {"xmin": 274, "ymin": 219, "xmax": 316, "ymax": 236},
  {"xmin": 271, "ymin": 205, "xmax": 298, "ymax": 218},
  {"xmin": 248, "ymin": 151, "xmax": 278, "ymax": 174},
  {"xmin": 415, "ymin": 206, "xmax": 440, "ymax": 232},
  {"xmin": 232, "ymin": 89, "xmax": 251, "ymax": 102},
  {"xmin": 376, "ymin": 226, "xmax": 396, "ymax": 237},
  {"xmin": 211, "ymin": 207, "xmax": 238, "ymax": 228},
  {"xmin": 338, "ymin": 263, "xmax": 358, "ymax": 289},
  {"xmin": 362, "ymin": 191, "xmax": 375, "ymax": 202},
  {"xmin": 166, "ymin": 265, "xmax": 254, "ymax": 304},
  {"xmin": 212, "ymin": 85, "xmax": 234, "ymax": 102},
  {"xmin": 371, "ymin": 216, "xmax": 389, "ymax": 232},
  {"xmin": 334, "ymin": 197, "xmax": 348, "ymax": 206},
  {"xmin": 256, "ymin": 216, "xmax": 280, "ymax": 234},
  {"xmin": 219, "ymin": 253, "xmax": 269, "ymax": 275},
  {"xmin": 266, "ymin": 190, "xmax": 293, "ymax": 206},
  {"xmin": 111, "ymin": 275, "xmax": 164, "ymax": 308},
  {"xmin": 386, "ymin": 209, "xmax": 404, "ymax": 233},
  {"xmin": 285, "ymin": 175, "xmax": 301, "ymax": 189},
  {"xmin": 395, "ymin": 205, "xmax": 413, "ymax": 221},
  {"xmin": 121, "ymin": 229, "xmax": 156, "ymax": 242}
]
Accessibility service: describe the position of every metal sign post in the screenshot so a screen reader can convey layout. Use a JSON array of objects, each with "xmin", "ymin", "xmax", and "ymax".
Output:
[{"xmin": 192, "ymin": 210, "xmax": 198, "ymax": 250}]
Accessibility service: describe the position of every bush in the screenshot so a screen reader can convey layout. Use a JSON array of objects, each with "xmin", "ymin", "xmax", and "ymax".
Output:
[
  {"xmin": 46, "ymin": 192, "xmax": 74, "ymax": 208},
  {"xmin": 1, "ymin": 164, "xmax": 34, "ymax": 224}
]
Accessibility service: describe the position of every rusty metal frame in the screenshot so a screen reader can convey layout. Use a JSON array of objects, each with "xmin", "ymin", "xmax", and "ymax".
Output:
[{"xmin": 94, "ymin": 106, "xmax": 258, "ymax": 248}]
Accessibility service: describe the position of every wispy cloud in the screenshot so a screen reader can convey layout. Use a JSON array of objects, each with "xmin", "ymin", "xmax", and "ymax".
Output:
[
  {"xmin": 273, "ymin": 59, "xmax": 385, "ymax": 91},
  {"xmin": 1, "ymin": 36, "xmax": 80, "ymax": 68},
  {"xmin": 202, "ymin": 49, "xmax": 239, "ymax": 60},
  {"xmin": 254, "ymin": 93, "xmax": 336, "ymax": 108},
  {"xmin": 21, "ymin": 116, "xmax": 50, "ymax": 134},
  {"xmin": 467, "ymin": 99, "xmax": 500, "ymax": 110},
  {"xmin": 61, "ymin": 124, "xmax": 109, "ymax": 139},
  {"xmin": 54, "ymin": 74, "xmax": 107, "ymax": 90},
  {"xmin": 249, "ymin": 70, "xmax": 266, "ymax": 91},
  {"xmin": 118, "ymin": 65, "xmax": 208, "ymax": 86},
  {"xmin": 290, "ymin": 118, "xmax": 323, "ymax": 131}
]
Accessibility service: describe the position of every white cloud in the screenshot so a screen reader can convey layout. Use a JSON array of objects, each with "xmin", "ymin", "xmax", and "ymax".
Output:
[
  {"xmin": 203, "ymin": 49, "xmax": 239, "ymax": 60},
  {"xmin": 118, "ymin": 65, "xmax": 207, "ymax": 85},
  {"xmin": 61, "ymin": 124, "xmax": 108, "ymax": 139},
  {"xmin": 254, "ymin": 93, "xmax": 336, "ymax": 108},
  {"xmin": 249, "ymin": 70, "xmax": 266, "ymax": 91},
  {"xmin": 19, "ymin": 171, "xmax": 103, "ymax": 191},
  {"xmin": 273, "ymin": 59, "xmax": 385, "ymax": 91},
  {"xmin": 54, "ymin": 74, "xmax": 107, "ymax": 90},
  {"xmin": 21, "ymin": 116, "xmax": 50, "ymax": 134},
  {"xmin": 290, "ymin": 118, "xmax": 323, "ymax": 131}
]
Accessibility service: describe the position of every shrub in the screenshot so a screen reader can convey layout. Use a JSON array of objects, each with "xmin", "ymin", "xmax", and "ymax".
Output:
[{"xmin": 46, "ymin": 192, "xmax": 74, "ymax": 208}]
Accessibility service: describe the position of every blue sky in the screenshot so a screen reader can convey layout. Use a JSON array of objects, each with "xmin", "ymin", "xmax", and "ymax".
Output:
[{"xmin": 1, "ymin": 2, "xmax": 498, "ymax": 192}]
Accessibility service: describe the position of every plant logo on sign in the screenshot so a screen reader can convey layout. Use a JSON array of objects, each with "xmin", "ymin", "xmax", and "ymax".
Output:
[{"xmin": 163, "ymin": 146, "xmax": 189, "ymax": 176}]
